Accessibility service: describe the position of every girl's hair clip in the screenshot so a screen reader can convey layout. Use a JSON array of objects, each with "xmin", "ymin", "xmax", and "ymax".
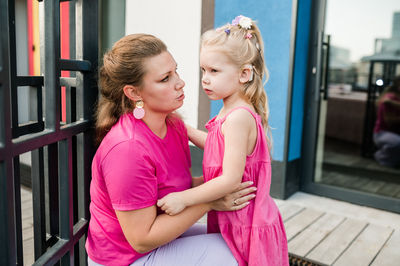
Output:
[
  {"xmin": 245, "ymin": 33, "xmax": 253, "ymax": 39},
  {"xmin": 225, "ymin": 29, "xmax": 231, "ymax": 35},
  {"xmin": 232, "ymin": 15, "xmax": 252, "ymax": 29}
]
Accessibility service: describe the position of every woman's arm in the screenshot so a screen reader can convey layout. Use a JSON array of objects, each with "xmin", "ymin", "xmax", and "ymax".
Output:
[
  {"xmin": 116, "ymin": 204, "xmax": 209, "ymax": 254},
  {"xmin": 158, "ymin": 110, "xmax": 256, "ymax": 215},
  {"xmin": 116, "ymin": 181, "xmax": 256, "ymax": 253},
  {"xmin": 186, "ymin": 123, "xmax": 207, "ymax": 149}
]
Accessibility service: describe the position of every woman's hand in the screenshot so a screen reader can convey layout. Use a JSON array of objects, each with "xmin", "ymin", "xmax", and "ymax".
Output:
[{"xmin": 210, "ymin": 181, "xmax": 256, "ymax": 211}]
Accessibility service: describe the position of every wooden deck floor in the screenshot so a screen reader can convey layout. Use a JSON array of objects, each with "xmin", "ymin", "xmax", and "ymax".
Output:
[
  {"xmin": 21, "ymin": 187, "xmax": 400, "ymax": 266},
  {"xmin": 276, "ymin": 192, "xmax": 400, "ymax": 266}
]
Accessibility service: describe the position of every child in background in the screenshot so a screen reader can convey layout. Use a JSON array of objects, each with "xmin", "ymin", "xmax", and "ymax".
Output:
[{"xmin": 157, "ymin": 15, "xmax": 289, "ymax": 266}]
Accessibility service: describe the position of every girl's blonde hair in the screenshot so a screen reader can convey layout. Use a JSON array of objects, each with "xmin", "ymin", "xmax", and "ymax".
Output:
[
  {"xmin": 201, "ymin": 17, "xmax": 272, "ymax": 149},
  {"xmin": 95, "ymin": 34, "xmax": 167, "ymax": 144}
]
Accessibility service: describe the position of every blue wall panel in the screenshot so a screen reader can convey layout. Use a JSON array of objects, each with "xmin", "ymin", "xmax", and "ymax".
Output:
[
  {"xmin": 288, "ymin": 0, "xmax": 312, "ymax": 161},
  {"xmin": 212, "ymin": 0, "xmax": 294, "ymax": 161}
]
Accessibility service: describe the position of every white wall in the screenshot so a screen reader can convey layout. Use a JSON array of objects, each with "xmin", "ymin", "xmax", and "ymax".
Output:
[{"xmin": 125, "ymin": 0, "xmax": 202, "ymax": 128}]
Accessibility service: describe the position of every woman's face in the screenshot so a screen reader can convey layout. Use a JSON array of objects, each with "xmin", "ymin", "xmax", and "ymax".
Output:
[{"xmin": 140, "ymin": 51, "xmax": 185, "ymax": 115}]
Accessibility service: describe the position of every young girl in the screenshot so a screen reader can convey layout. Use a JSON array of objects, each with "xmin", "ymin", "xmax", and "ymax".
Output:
[{"xmin": 157, "ymin": 15, "xmax": 289, "ymax": 265}]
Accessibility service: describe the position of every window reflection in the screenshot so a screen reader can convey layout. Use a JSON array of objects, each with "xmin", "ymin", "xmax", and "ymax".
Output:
[{"xmin": 316, "ymin": 0, "xmax": 400, "ymax": 198}]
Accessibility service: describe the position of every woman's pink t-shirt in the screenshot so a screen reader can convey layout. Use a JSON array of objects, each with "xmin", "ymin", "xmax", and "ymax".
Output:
[
  {"xmin": 85, "ymin": 113, "xmax": 191, "ymax": 266},
  {"xmin": 374, "ymin": 92, "xmax": 400, "ymax": 134}
]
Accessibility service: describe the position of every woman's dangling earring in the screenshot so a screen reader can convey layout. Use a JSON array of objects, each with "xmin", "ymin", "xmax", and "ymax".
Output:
[{"xmin": 133, "ymin": 100, "xmax": 145, "ymax": 119}]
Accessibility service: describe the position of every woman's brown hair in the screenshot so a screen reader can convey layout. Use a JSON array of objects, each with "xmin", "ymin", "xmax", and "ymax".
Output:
[{"xmin": 95, "ymin": 34, "xmax": 167, "ymax": 144}]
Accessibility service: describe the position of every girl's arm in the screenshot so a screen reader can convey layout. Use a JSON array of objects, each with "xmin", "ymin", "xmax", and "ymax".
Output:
[
  {"xmin": 186, "ymin": 123, "xmax": 207, "ymax": 149},
  {"xmin": 158, "ymin": 110, "xmax": 255, "ymax": 215},
  {"xmin": 116, "ymin": 181, "xmax": 256, "ymax": 253}
]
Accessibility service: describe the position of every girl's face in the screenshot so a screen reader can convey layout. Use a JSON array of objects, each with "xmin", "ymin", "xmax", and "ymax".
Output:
[
  {"xmin": 140, "ymin": 51, "xmax": 185, "ymax": 115},
  {"xmin": 200, "ymin": 46, "xmax": 242, "ymax": 101}
]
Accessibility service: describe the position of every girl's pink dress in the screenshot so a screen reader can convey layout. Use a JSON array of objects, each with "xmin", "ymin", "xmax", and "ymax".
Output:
[{"xmin": 203, "ymin": 106, "xmax": 289, "ymax": 266}]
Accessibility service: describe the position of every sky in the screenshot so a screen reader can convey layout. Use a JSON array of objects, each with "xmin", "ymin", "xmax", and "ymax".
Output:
[{"xmin": 325, "ymin": 0, "xmax": 400, "ymax": 62}]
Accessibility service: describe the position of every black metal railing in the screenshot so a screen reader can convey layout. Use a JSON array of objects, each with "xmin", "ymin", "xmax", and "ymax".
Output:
[{"xmin": 0, "ymin": 0, "xmax": 98, "ymax": 265}]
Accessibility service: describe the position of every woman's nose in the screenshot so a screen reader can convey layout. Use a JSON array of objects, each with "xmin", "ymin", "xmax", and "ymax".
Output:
[{"xmin": 176, "ymin": 77, "xmax": 185, "ymax": 90}]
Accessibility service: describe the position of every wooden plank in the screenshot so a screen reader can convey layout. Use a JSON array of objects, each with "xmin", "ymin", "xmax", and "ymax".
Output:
[
  {"xmin": 22, "ymin": 226, "xmax": 34, "ymax": 240},
  {"xmin": 23, "ymin": 236, "xmax": 35, "ymax": 266},
  {"xmin": 333, "ymin": 224, "xmax": 393, "ymax": 266},
  {"xmin": 278, "ymin": 203, "xmax": 304, "ymax": 222},
  {"xmin": 376, "ymin": 183, "xmax": 400, "ymax": 197},
  {"xmin": 371, "ymin": 229, "xmax": 400, "ymax": 266},
  {"xmin": 307, "ymin": 218, "xmax": 367, "ymax": 265},
  {"xmin": 20, "ymin": 187, "xmax": 32, "ymax": 200},
  {"xmin": 284, "ymin": 208, "xmax": 323, "ymax": 241},
  {"xmin": 288, "ymin": 213, "xmax": 344, "ymax": 258},
  {"xmin": 360, "ymin": 180, "xmax": 386, "ymax": 194},
  {"xmin": 22, "ymin": 216, "xmax": 33, "ymax": 231},
  {"xmin": 345, "ymin": 177, "xmax": 370, "ymax": 190}
]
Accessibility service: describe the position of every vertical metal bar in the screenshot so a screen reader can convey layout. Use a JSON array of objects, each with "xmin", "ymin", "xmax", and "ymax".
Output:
[
  {"xmin": 314, "ymin": 31, "xmax": 324, "ymax": 101},
  {"xmin": 37, "ymin": 84, "xmax": 44, "ymax": 127},
  {"xmin": 0, "ymin": 160, "xmax": 16, "ymax": 265},
  {"xmin": 76, "ymin": 1, "xmax": 98, "ymax": 264},
  {"xmin": 13, "ymin": 157, "xmax": 23, "ymax": 265},
  {"xmin": 77, "ymin": 0, "xmax": 98, "ymax": 121},
  {"xmin": 69, "ymin": 0, "xmax": 76, "ymax": 62},
  {"xmin": 69, "ymin": 8, "xmax": 78, "ymax": 265},
  {"xmin": 58, "ymin": 138, "xmax": 74, "ymax": 265},
  {"xmin": 75, "ymin": 0, "xmax": 84, "ymax": 122},
  {"xmin": 47, "ymin": 143, "xmax": 59, "ymax": 237},
  {"xmin": 8, "ymin": 0, "xmax": 19, "ymax": 138},
  {"xmin": 362, "ymin": 61, "xmax": 375, "ymax": 157},
  {"xmin": 76, "ymin": 132, "xmax": 89, "ymax": 266},
  {"xmin": 0, "ymin": 0, "xmax": 17, "ymax": 264},
  {"xmin": 323, "ymin": 35, "xmax": 330, "ymax": 100},
  {"xmin": 44, "ymin": 0, "xmax": 61, "ymax": 131},
  {"xmin": 72, "ymin": 134, "xmax": 79, "ymax": 265},
  {"xmin": 32, "ymin": 147, "xmax": 46, "ymax": 259},
  {"xmin": 66, "ymin": 85, "xmax": 71, "ymax": 123},
  {"xmin": 66, "ymin": 86, "xmax": 76, "ymax": 123},
  {"xmin": 72, "ymin": 135, "xmax": 77, "ymax": 224}
]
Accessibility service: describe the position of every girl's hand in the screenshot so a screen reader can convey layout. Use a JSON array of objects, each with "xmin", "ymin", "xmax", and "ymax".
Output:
[
  {"xmin": 157, "ymin": 192, "xmax": 187, "ymax": 215},
  {"xmin": 210, "ymin": 181, "xmax": 256, "ymax": 211}
]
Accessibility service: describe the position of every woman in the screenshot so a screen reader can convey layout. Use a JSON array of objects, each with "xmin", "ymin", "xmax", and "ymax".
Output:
[
  {"xmin": 85, "ymin": 34, "xmax": 256, "ymax": 266},
  {"xmin": 373, "ymin": 75, "xmax": 400, "ymax": 167}
]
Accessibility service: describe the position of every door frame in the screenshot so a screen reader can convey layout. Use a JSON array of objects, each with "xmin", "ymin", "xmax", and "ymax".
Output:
[{"xmin": 300, "ymin": 0, "xmax": 400, "ymax": 213}]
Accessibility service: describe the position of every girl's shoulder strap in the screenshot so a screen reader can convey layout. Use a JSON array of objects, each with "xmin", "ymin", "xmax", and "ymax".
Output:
[{"xmin": 220, "ymin": 106, "xmax": 259, "ymax": 123}]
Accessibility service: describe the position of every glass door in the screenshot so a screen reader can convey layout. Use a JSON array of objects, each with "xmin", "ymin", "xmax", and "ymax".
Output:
[{"xmin": 302, "ymin": 0, "xmax": 400, "ymax": 213}]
